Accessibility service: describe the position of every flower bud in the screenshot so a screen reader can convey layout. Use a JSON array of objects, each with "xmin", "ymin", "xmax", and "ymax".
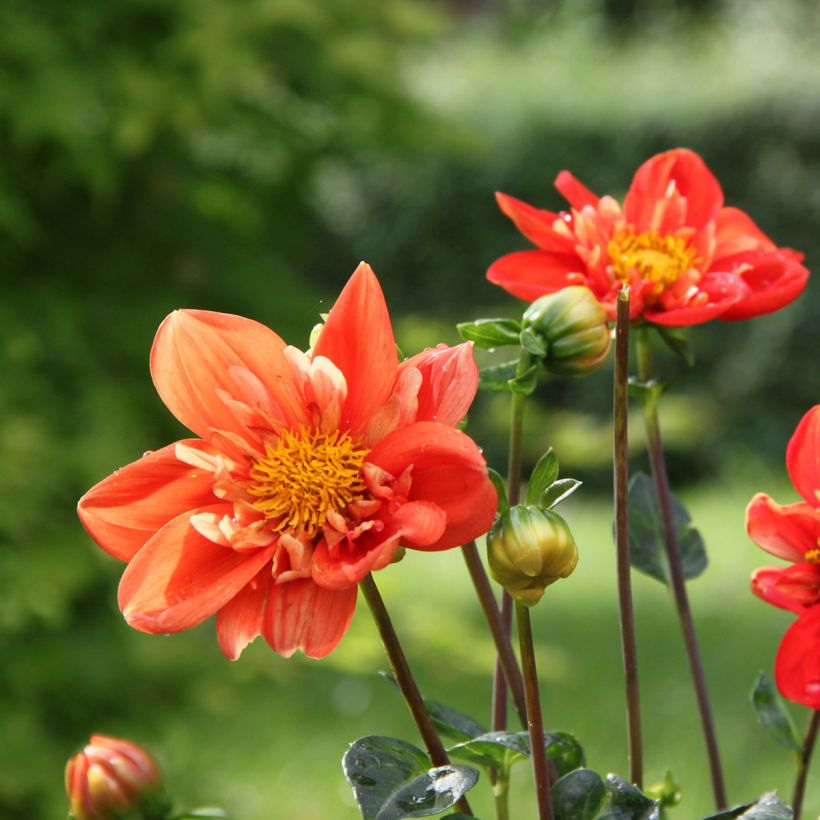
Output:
[
  {"xmin": 487, "ymin": 505, "xmax": 578, "ymax": 606},
  {"xmin": 522, "ymin": 286, "xmax": 611, "ymax": 375},
  {"xmin": 65, "ymin": 735, "xmax": 163, "ymax": 819}
]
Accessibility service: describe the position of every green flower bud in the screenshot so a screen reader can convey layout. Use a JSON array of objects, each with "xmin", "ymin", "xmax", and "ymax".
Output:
[
  {"xmin": 522, "ymin": 286, "xmax": 611, "ymax": 376},
  {"xmin": 487, "ymin": 505, "xmax": 578, "ymax": 606}
]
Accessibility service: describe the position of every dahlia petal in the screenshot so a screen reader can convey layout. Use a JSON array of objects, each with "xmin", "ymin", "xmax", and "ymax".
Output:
[
  {"xmin": 263, "ymin": 578, "xmax": 357, "ymax": 658},
  {"xmin": 751, "ymin": 563, "xmax": 820, "ymax": 614},
  {"xmin": 312, "ymin": 529, "xmax": 402, "ymax": 590},
  {"xmin": 624, "ymin": 148, "xmax": 723, "ymax": 231},
  {"xmin": 486, "ymin": 250, "xmax": 587, "ymax": 303},
  {"xmin": 400, "ymin": 342, "xmax": 478, "ymax": 427},
  {"xmin": 150, "ymin": 309, "xmax": 303, "ymax": 442},
  {"xmin": 369, "ymin": 422, "xmax": 497, "ymax": 550},
  {"xmin": 215, "ymin": 568, "xmax": 273, "ymax": 660},
  {"xmin": 746, "ymin": 494, "xmax": 820, "ymax": 562},
  {"xmin": 787, "ymin": 406, "xmax": 820, "ymax": 507},
  {"xmin": 713, "ymin": 207, "xmax": 776, "ymax": 258},
  {"xmin": 393, "ymin": 501, "xmax": 448, "ymax": 547},
  {"xmin": 312, "ymin": 262, "xmax": 398, "ymax": 432},
  {"xmin": 495, "ymin": 192, "xmax": 577, "ymax": 252},
  {"xmin": 775, "ymin": 607, "xmax": 820, "ymax": 708},
  {"xmin": 644, "ymin": 272, "xmax": 747, "ymax": 327},
  {"xmin": 554, "ymin": 171, "xmax": 600, "ymax": 210},
  {"xmin": 77, "ymin": 440, "xmax": 218, "ymax": 561},
  {"xmin": 718, "ymin": 254, "xmax": 810, "ymax": 321},
  {"xmin": 118, "ymin": 505, "xmax": 275, "ymax": 633}
]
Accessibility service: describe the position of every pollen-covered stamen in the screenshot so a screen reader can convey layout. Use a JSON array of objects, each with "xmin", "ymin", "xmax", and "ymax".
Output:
[
  {"xmin": 805, "ymin": 545, "xmax": 820, "ymax": 564},
  {"xmin": 248, "ymin": 426, "xmax": 369, "ymax": 538},
  {"xmin": 608, "ymin": 230, "xmax": 699, "ymax": 295}
]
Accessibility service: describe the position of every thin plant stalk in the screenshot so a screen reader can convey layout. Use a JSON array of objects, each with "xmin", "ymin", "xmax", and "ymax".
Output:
[
  {"xmin": 792, "ymin": 709, "xmax": 820, "ymax": 820},
  {"xmin": 613, "ymin": 287, "xmax": 643, "ymax": 788},
  {"xmin": 516, "ymin": 601, "xmax": 554, "ymax": 820},
  {"xmin": 359, "ymin": 573, "xmax": 474, "ymax": 817},
  {"xmin": 635, "ymin": 328, "xmax": 726, "ymax": 810}
]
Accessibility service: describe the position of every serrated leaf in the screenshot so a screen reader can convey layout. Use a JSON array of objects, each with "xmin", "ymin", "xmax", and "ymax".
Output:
[
  {"xmin": 654, "ymin": 325, "xmax": 695, "ymax": 367},
  {"xmin": 342, "ymin": 736, "xmax": 478, "ymax": 820},
  {"xmin": 456, "ymin": 319, "xmax": 521, "ymax": 349},
  {"xmin": 448, "ymin": 731, "xmax": 531, "ymax": 769},
  {"xmin": 519, "ymin": 326, "xmax": 548, "ymax": 357},
  {"xmin": 479, "ymin": 361, "xmax": 518, "ymax": 393},
  {"xmin": 751, "ymin": 672, "xmax": 803, "ymax": 752},
  {"xmin": 542, "ymin": 478, "xmax": 582, "ymax": 510},
  {"xmin": 626, "ymin": 472, "xmax": 707, "ymax": 585},
  {"xmin": 526, "ymin": 448, "xmax": 560, "ymax": 506},
  {"xmin": 488, "ymin": 468, "xmax": 510, "ymax": 516},
  {"xmin": 702, "ymin": 792, "xmax": 792, "ymax": 819},
  {"xmin": 553, "ymin": 770, "xmax": 660, "ymax": 819}
]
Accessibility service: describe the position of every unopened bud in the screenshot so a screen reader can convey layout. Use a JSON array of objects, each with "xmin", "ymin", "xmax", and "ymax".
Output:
[
  {"xmin": 66, "ymin": 734, "xmax": 164, "ymax": 820},
  {"xmin": 522, "ymin": 286, "xmax": 611, "ymax": 375},
  {"xmin": 487, "ymin": 505, "xmax": 578, "ymax": 606}
]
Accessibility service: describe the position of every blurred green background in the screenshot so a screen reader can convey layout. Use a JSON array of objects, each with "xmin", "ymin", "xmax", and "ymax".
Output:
[{"xmin": 2, "ymin": 0, "xmax": 819, "ymax": 817}]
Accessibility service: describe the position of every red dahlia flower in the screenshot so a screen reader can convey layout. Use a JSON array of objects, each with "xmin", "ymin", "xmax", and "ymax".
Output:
[
  {"xmin": 488, "ymin": 148, "xmax": 809, "ymax": 326},
  {"xmin": 78, "ymin": 263, "xmax": 496, "ymax": 660},
  {"xmin": 748, "ymin": 405, "xmax": 820, "ymax": 614}
]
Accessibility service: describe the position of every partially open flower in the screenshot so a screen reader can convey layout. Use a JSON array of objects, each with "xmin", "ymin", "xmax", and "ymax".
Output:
[
  {"xmin": 65, "ymin": 735, "xmax": 163, "ymax": 820},
  {"xmin": 487, "ymin": 505, "xmax": 578, "ymax": 606}
]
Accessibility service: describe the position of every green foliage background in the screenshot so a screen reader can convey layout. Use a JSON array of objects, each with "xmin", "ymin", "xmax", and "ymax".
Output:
[{"xmin": 1, "ymin": 0, "xmax": 818, "ymax": 817}]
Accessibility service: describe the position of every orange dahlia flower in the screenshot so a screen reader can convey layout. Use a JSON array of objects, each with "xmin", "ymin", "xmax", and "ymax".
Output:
[
  {"xmin": 489, "ymin": 148, "xmax": 809, "ymax": 326},
  {"xmin": 78, "ymin": 263, "xmax": 496, "ymax": 660}
]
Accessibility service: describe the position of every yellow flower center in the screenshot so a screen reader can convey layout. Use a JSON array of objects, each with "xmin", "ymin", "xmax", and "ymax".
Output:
[
  {"xmin": 806, "ymin": 546, "xmax": 820, "ymax": 564},
  {"xmin": 608, "ymin": 230, "xmax": 698, "ymax": 295},
  {"xmin": 248, "ymin": 426, "xmax": 369, "ymax": 538}
]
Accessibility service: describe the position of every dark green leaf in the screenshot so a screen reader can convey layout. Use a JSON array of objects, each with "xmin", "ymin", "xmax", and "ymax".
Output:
[
  {"xmin": 703, "ymin": 792, "xmax": 792, "ymax": 819},
  {"xmin": 342, "ymin": 736, "xmax": 478, "ymax": 820},
  {"xmin": 448, "ymin": 731, "xmax": 531, "ymax": 769},
  {"xmin": 545, "ymin": 732, "xmax": 585, "ymax": 777},
  {"xmin": 479, "ymin": 361, "xmax": 519, "ymax": 393},
  {"xmin": 508, "ymin": 364, "xmax": 539, "ymax": 396},
  {"xmin": 456, "ymin": 319, "xmax": 522, "ymax": 349},
  {"xmin": 751, "ymin": 672, "xmax": 803, "ymax": 752},
  {"xmin": 526, "ymin": 448, "xmax": 560, "ymax": 506},
  {"xmin": 542, "ymin": 478, "xmax": 582, "ymax": 510},
  {"xmin": 519, "ymin": 326, "xmax": 548, "ymax": 357},
  {"xmin": 627, "ymin": 472, "xmax": 707, "ymax": 585},
  {"xmin": 552, "ymin": 770, "xmax": 660, "ymax": 820},
  {"xmin": 488, "ymin": 468, "xmax": 510, "ymax": 516},
  {"xmin": 601, "ymin": 774, "xmax": 660, "ymax": 819},
  {"xmin": 654, "ymin": 326, "xmax": 695, "ymax": 367},
  {"xmin": 627, "ymin": 378, "xmax": 668, "ymax": 405}
]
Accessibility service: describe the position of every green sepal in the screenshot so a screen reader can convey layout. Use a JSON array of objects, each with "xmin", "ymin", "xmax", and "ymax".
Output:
[
  {"xmin": 456, "ymin": 318, "xmax": 521, "ymax": 349},
  {"xmin": 702, "ymin": 792, "xmax": 792, "ymax": 819},
  {"xmin": 488, "ymin": 468, "xmax": 510, "ymax": 516},
  {"xmin": 653, "ymin": 325, "xmax": 695, "ymax": 367},
  {"xmin": 552, "ymin": 769, "xmax": 660, "ymax": 819},
  {"xmin": 526, "ymin": 448, "xmax": 560, "ymax": 506},
  {"xmin": 508, "ymin": 364, "xmax": 539, "ymax": 396},
  {"xmin": 627, "ymin": 378, "xmax": 668, "ymax": 405},
  {"xmin": 626, "ymin": 472, "xmax": 707, "ymax": 585},
  {"xmin": 519, "ymin": 326, "xmax": 548, "ymax": 357},
  {"xmin": 644, "ymin": 770, "xmax": 681, "ymax": 809},
  {"xmin": 751, "ymin": 672, "xmax": 803, "ymax": 752},
  {"xmin": 478, "ymin": 361, "xmax": 518, "ymax": 393},
  {"xmin": 342, "ymin": 736, "xmax": 478, "ymax": 820},
  {"xmin": 541, "ymin": 478, "xmax": 582, "ymax": 510}
]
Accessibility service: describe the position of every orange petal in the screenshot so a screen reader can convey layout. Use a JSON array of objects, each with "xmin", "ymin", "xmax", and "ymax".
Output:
[
  {"xmin": 215, "ymin": 567, "xmax": 273, "ymax": 660},
  {"xmin": 775, "ymin": 607, "xmax": 820, "ymax": 708},
  {"xmin": 312, "ymin": 529, "xmax": 402, "ymax": 590},
  {"xmin": 487, "ymin": 250, "xmax": 587, "ymax": 303},
  {"xmin": 312, "ymin": 262, "xmax": 398, "ymax": 432},
  {"xmin": 118, "ymin": 505, "xmax": 275, "ymax": 634},
  {"xmin": 554, "ymin": 171, "xmax": 600, "ymax": 210},
  {"xmin": 263, "ymin": 579, "xmax": 357, "ymax": 658},
  {"xmin": 150, "ymin": 309, "xmax": 302, "ymax": 442},
  {"xmin": 787, "ymin": 406, "xmax": 820, "ymax": 507},
  {"xmin": 495, "ymin": 192, "xmax": 577, "ymax": 252},
  {"xmin": 393, "ymin": 501, "xmax": 447, "ymax": 547},
  {"xmin": 77, "ymin": 440, "xmax": 218, "ymax": 561},
  {"xmin": 746, "ymin": 494, "xmax": 820, "ymax": 562}
]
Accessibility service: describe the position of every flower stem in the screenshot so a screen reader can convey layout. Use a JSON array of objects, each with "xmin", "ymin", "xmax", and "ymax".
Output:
[
  {"xmin": 614, "ymin": 288, "xmax": 643, "ymax": 788},
  {"xmin": 359, "ymin": 573, "xmax": 473, "ymax": 817},
  {"xmin": 635, "ymin": 328, "xmax": 726, "ymax": 810},
  {"xmin": 516, "ymin": 601, "xmax": 554, "ymax": 820},
  {"xmin": 792, "ymin": 709, "xmax": 820, "ymax": 819}
]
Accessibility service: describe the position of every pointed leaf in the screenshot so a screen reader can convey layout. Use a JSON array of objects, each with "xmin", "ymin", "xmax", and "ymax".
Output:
[
  {"xmin": 542, "ymin": 478, "xmax": 582, "ymax": 510},
  {"xmin": 626, "ymin": 472, "xmax": 707, "ymax": 585},
  {"xmin": 479, "ymin": 361, "xmax": 519, "ymax": 393},
  {"xmin": 703, "ymin": 792, "xmax": 792, "ymax": 819},
  {"xmin": 342, "ymin": 736, "xmax": 478, "ymax": 820},
  {"xmin": 526, "ymin": 448, "xmax": 560, "ymax": 506},
  {"xmin": 457, "ymin": 319, "xmax": 521, "ymax": 349},
  {"xmin": 751, "ymin": 672, "xmax": 803, "ymax": 752},
  {"xmin": 644, "ymin": 770, "xmax": 681, "ymax": 808},
  {"xmin": 519, "ymin": 326, "xmax": 548, "ymax": 357},
  {"xmin": 509, "ymin": 365, "xmax": 539, "ymax": 396},
  {"xmin": 447, "ymin": 731, "xmax": 531, "ymax": 769},
  {"xmin": 553, "ymin": 770, "xmax": 660, "ymax": 820},
  {"xmin": 488, "ymin": 468, "xmax": 510, "ymax": 516},
  {"xmin": 601, "ymin": 774, "xmax": 660, "ymax": 819}
]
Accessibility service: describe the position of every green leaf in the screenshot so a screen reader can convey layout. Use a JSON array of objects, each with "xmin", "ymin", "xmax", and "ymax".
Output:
[
  {"xmin": 508, "ymin": 364, "xmax": 539, "ymax": 396},
  {"xmin": 542, "ymin": 478, "xmax": 582, "ymax": 510},
  {"xmin": 702, "ymin": 792, "xmax": 792, "ymax": 819},
  {"xmin": 526, "ymin": 448, "xmax": 560, "ymax": 506},
  {"xmin": 545, "ymin": 732, "xmax": 586, "ymax": 778},
  {"xmin": 479, "ymin": 361, "xmax": 518, "ymax": 393},
  {"xmin": 456, "ymin": 318, "xmax": 521, "ymax": 349},
  {"xmin": 519, "ymin": 326, "xmax": 548, "ymax": 357},
  {"xmin": 627, "ymin": 378, "xmax": 668, "ymax": 405},
  {"xmin": 626, "ymin": 472, "xmax": 707, "ymax": 585},
  {"xmin": 751, "ymin": 672, "xmax": 803, "ymax": 752},
  {"xmin": 171, "ymin": 811, "xmax": 229, "ymax": 819},
  {"xmin": 654, "ymin": 325, "xmax": 695, "ymax": 367},
  {"xmin": 342, "ymin": 736, "xmax": 478, "ymax": 820},
  {"xmin": 552, "ymin": 770, "xmax": 660, "ymax": 819},
  {"xmin": 447, "ymin": 731, "xmax": 531, "ymax": 769},
  {"xmin": 644, "ymin": 770, "xmax": 681, "ymax": 808},
  {"xmin": 488, "ymin": 468, "xmax": 510, "ymax": 516}
]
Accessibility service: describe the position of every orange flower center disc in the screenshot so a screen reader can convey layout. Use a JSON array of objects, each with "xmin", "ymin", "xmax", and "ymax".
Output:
[
  {"xmin": 248, "ymin": 426, "xmax": 369, "ymax": 538},
  {"xmin": 805, "ymin": 546, "xmax": 820, "ymax": 564},
  {"xmin": 608, "ymin": 230, "xmax": 698, "ymax": 295}
]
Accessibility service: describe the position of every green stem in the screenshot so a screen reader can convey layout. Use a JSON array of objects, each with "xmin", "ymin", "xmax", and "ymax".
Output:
[
  {"xmin": 493, "ymin": 777, "xmax": 511, "ymax": 820},
  {"xmin": 635, "ymin": 328, "xmax": 726, "ymax": 810},
  {"xmin": 516, "ymin": 601, "xmax": 554, "ymax": 820},
  {"xmin": 359, "ymin": 573, "xmax": 473, "ymax": 817},
  {"xmin": 792, "ymin": 709, "xmax": 820, "ymax": 820},
  {"xmin": 614, "ymin": 288, "xmax": 643, "ymax": 788}
]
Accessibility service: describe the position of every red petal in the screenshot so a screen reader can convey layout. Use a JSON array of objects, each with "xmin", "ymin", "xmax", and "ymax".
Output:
[
  {"xmin": 77, "ymin": 440, "xmax": 217, "ymax": 561},
  {"xmin": 554, "ymin": 171, "xmax": 600, "ymax": 210},
  {"xmin": 486, "ymin": 250, "xmax": 587, "ymax": 303},
  {"xmin": 775, "ymin": 607, "xmax": 820, "ymax": 708},
  {"xmin": 150, "ymin": 309, "xmax": 302, "ymax": 442},
  {"xmin": 495, "ymin": 192, "xmax": 576, "ymax": 252},
  {"xmin": 312, "ymin": 528, "xmax": 402, "ymax": 590},
  {"xmin": 312, "ymin": 262, "xmax": 398, "ymax": 431},
  {"xmin": 713, "ymin": 207, "xmax": 776, "ymax": 258},
  {"xmin": 787, "ymin": 406, "xmax": 820, "ymax": 508},
  {"xmin": 215, "ymin": 567, "xmax": 273, "ymax": 660},
  {"xmin": 644, "ymin": 272, "xmax": 747, "ymax": 327},
  {"xmin": 369, "ymin": 422, "xmax": 497, "ymax": 550},
  {"xmin": 118, "ymin": 505, "xmax": 275, "ymax": 633},
  {"xmin": 624, "ymin": 148, "xmax": 723, "ymax": 231},
  {"xmin": 263, "ymin": 578, "xmax": 357, "ymax": 658},
  {"xmin": 400, "ymin": 343, "xmax": 478, "ymax": 427},
  {"xmin": 393, "ymin": 501, "xmax": 448, "ymax": 547},
  {"xmin": 718, "ymin": 254, "xmax": 810, "ymax": 321},
  {"xmin": 751, "ymin": 563, "xmax": 820, "ymax": 614},
  {"xmin": 746, "ymin": 494, "xmax": 820, "ymax": 562}
]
